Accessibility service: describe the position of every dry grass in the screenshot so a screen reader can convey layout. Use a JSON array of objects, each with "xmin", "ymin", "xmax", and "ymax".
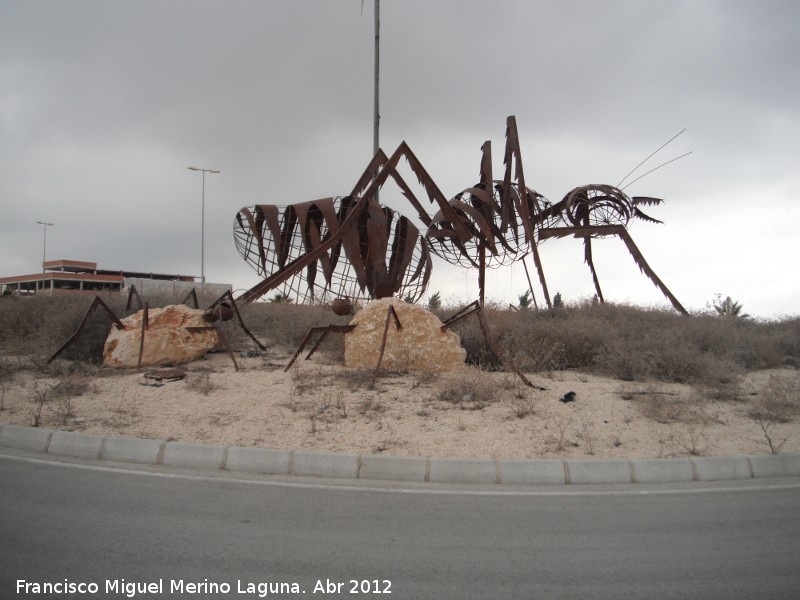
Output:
[
  {"xmin": 3, "ymin": 295, "xmax": 798, "ymax": 385},
  {"xmin": 1, "ymin": 349, "xmax": 798, "ymax": 459},
  {"xmin": 448, "ymin": 300, "xmax": 799, "ymax": 385},
  {"xmin": 434, "ymin": 368, "xmax": 499, "ymax": 410},
  {"xmin": 1, "ymin": 296, "xmax": 799, "ymax": 460},
  {"xmin": 624, "ymin": 384, "xmax": 712, "ymax": 425},
  {"xmin": 748, "ymin": 374, "xmax": 800, "ymax": 423}
]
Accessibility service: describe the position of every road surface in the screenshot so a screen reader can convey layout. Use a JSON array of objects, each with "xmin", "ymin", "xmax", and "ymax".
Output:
[{"xmin": 2, "ymin": 450, "xmax": 799, "ymax": 599}]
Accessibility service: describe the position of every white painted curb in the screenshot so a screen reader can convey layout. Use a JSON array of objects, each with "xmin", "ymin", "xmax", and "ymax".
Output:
[{"xmin": 1, "ymin": 423, "xmax": 799, "ymax": 486}]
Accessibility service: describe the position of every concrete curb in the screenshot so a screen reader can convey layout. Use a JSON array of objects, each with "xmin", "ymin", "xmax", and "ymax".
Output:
[{"xmin": 1, "ymin": 423, "xmax": 799, "ymax": 486}]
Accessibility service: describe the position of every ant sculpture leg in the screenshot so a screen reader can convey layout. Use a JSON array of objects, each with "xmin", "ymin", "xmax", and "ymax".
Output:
[
  {"xmin": 538, "ymin": 224, "xmax": 688, "ymax": 315},
  {"xmin": 284, "ymin": 324, "xmax": 356, "ymax": 372},
  {"xmin": 48, "ymin": 296, "xmax": 125, "ymax": 363},
  {"xmin": 535, "ymin": 185, "xmax": 688, "ymax": 315},
  {"xmin": 204, "ymin": 289, "xmax": 266, "ymax": 352},
  {"xmin": 48, "ymin": 287, "xmax": 266, "ymax": 368},
  {"xmin": 441, "ymin": 301, "xmax": 544, "ymax": 389},
  {"xmin": 284, "ymin": 304, "xmax": 402, "ymax": 374}
]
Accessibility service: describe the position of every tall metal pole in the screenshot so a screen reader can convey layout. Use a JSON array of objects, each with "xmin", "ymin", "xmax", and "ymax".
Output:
[
  {"xmin": 373, "ymin": 0, "xmax": 380, "ymax": 157},
  {"xmin": 36, "ymin": 221, "xmax": 54, "ymax": 273},
  {"xmin": 201, "ymin": 171, "xmax": 206, "ymax": 283},
  {"xmin": 188, "ymin": 166, "xmax": 221, "ymax": 284}
]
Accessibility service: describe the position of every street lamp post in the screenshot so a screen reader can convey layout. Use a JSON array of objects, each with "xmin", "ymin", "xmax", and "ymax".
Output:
[
  {"xmin": 36, "ymin": 221, "xmax": 54, "ymax": 274},
  {"xmin": 187, "ymin": 166, "xmax": 221, "ymax": 284}
]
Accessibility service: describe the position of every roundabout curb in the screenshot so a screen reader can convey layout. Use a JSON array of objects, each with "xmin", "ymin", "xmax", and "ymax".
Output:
[{"xmin": 2, "ymin": 423, "xmax": 799, "ymax": 486}]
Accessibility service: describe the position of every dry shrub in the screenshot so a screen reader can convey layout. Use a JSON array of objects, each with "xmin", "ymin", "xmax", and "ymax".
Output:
[
  {"xmin": 655, "ymin": 426, "xmax": 712, "ymax": 457},
  {"xmin": 239, "ymin": 302, "xmax": 348, "ymax": 353},
  {"xmin": 445, "ymin": 308, "xmax": 502, "ymax": 370},
  {"xmin": 48, "ymin": 361, "xmax": 97, "ymax": 396},
  {"xmin": 597, "ymin": 340, "xmax": 654, "ymax": 382},
  {"xmin": 356, "ymin": 396, "xmax": 386, "ymax": 416},
  {"xmin": 333, "ymin": 369, "xmax": 378, "ymax": 391},
  {"xmin": 511, "ymin": 395, "xmax": 536, "ymax": 418},
  {"xmin": 478, "ymin": 301, "xmax": 799, "ymax": 386},
  {"xmin": 540, "ymin": 409, "xmax": 575, "ymax": 453},
  {"xmin": 31, "ymin": 385, "xmax": 49, "ymax": 427},
  {"xmin": 748, "ymin": 375, "xmax": 800, "ymax": 423},
  {"xmin": 675, "ymin": 425, "xmax": 712, "ymax": 456},
  {"xmin": 434, "ymin": 367, "xmax": 498, "ymax": 408},
  {"xmin": 289, "ymin": 366, "xmax": 382, "ymax": 397},
  {"xmin": 630, "ymin": 385, "xmax": 709, "ymax": 425},
  {"xmin": 591, "ymin": 311, "xmax": 714, "ymax": 383},
  {"xmin": 0, "ymin": 366, "xmax": 9, "ymax": 411},
  {"xmin": 693, "ymin": 368, "xmax": 744, "ymax": 402},
  {"xmin": 0, "ymin": 295, "xmax": 126, "ymax": 365},
  {"xmin": 42, "ymin": 362, "xmax": 98, "ymax": 426},
  {"xmin": 3, "ymin": 295, "xmax": 799, "ymax": 386},
  {"xmin": 185, "ymin": 372, "xmax": 216, "ymax": 395},
  {"xmin": 751, "ymin": 419, "xmax": 787, "ymax": 455},
  {"xmin": 577, "ymin": 420, "xmax": 597, "ymax": 455}
]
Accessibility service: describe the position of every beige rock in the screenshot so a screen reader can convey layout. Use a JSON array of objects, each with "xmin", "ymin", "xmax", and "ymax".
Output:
[
  {"xmin": 103, "ymin": 304, "xmax": 219, "ymax": 368},
  {"xmin": 344, "ymin": 298, "xmax": 466, "ymax": 372}
]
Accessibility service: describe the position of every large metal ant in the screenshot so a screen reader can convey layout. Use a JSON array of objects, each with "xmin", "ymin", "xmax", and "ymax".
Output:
[
  {"xmin": 231, "ymin": 116, "xmax": 687, "ymax": 387},
  {"xmin": 233, "ymin": 115, "xmax": 687, "ymax": 314}
]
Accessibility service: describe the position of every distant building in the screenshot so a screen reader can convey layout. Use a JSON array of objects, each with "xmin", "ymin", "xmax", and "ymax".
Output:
[{"xmin": 0, "ymin": 260, "xmax": 230, "ymax": 298}]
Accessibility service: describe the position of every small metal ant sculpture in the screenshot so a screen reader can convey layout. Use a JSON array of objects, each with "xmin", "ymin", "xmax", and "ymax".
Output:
[{"xmin": 48, "ymin": 286, "xmax": 264, "ymax": 370}]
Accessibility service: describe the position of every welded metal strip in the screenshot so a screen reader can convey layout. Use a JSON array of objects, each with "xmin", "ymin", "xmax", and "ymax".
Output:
[
  {"xmin": 47, "ymin": 296, "xmax": 126, "ymax": 363},
  {"xmin": 236, "ymin": 195, "xmax": 370, "ymax": 304},
  {"xmin": 284, "ymin": 325, "xmax": 357, "ymax": 372},
  {"xmin": 375, "ymin": 305, "xmax": 402, "ymax": 372}
]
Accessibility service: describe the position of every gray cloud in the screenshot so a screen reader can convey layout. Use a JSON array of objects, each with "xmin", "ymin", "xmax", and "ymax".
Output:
[{"xmin": 1, "ymin": 0, "xmax": 798, "ymax": 317}]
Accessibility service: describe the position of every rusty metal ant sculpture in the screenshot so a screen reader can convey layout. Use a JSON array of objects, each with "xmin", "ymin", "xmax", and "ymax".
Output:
[
  {"xmin": 48, "ymin": 286, "xmax": 264, "ymax": 370},
  {"xmin": 233, "ymin": 115, "xmax": 686, "ymax": 315},
  {"xmin": 231, "ymin": 116, "xmax": 686, "ymax": 382},
  {"xmin": 47, "ymin": 117, "xmax": 685, "ymax": 386},
  {"xmin": 423, "ymin": 116, "xmax": 688, "ymax": 314},
  {"xmin": 234, "ymin": 116, "xmax": 686, "ymax": 385}
]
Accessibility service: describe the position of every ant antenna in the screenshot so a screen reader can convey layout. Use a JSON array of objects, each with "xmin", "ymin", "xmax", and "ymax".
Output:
[
  {"xmin": 617, "ymin": 128, "xmax": 687, "ymax": 188},
  {"xmin": 620, "ymin": 151, "xmax": 693, "ymax": 191}
]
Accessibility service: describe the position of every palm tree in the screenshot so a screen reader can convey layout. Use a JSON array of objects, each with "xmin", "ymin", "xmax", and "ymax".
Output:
[
  {"xmin": 713, "ymin": 295, "xmax": 748, "ymax": 319},
  {"xmin": 427, "ymin": 291, "xmax": 442, "ymax": 310},
  {"xmin": 269, "ymin": 292, "xmax": 292, "ymax": 304},
  {"xmin": 518, "ymin": 290, "xmax": 532, "ymax": 309}
]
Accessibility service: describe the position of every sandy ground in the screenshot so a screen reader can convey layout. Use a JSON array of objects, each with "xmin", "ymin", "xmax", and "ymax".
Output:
[{"xmin": 1, "ymin": 350, "xmax": 798, "ymax": 460}]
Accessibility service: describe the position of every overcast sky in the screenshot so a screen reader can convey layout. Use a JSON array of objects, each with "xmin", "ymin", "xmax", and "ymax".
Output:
[{"xmin": 2, "ymin": 0, "xmax": 798, "ymax": 318}]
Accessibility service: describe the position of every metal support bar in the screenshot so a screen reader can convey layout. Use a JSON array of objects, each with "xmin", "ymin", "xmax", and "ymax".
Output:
[
  {"xmin": 304, "ymin": 330, "xmax": 330, "ymax": 360},
  {"xmin": 181, "ymin": 288, "xmax": 200, "ymax": 309},
  {"xmin": 521, "ymin": 254, "xmax": 538, "ymax": 309},
  {"xmin": 284, "ymin": 325, "xmax": 356, "ymax": 372},
  {"xmin": 475, "ymin": 307, "xmax": 540, "ymax": 389},
  {"xmin": 126, "ymin": 285, "xmax": 143, "ymax": 312},
  {"xmin": 375, "ymin": 305, "xmax": 402, "ymax": 372},
  {"xmin": 187, "ymin": 326, "xmax": 240, "ymax": 372},
  {"xmin": 441, "ymin": 299, "xmax": 543, "ymax": 389},
  {"xmin": 136, "ymin": 302, "xmax": 149, "ymax": 371},
  {"xmin": 47, "ymin": 296, "xmax": 126, "ymax": 363},
  {"xmin": 441, "ymin": 300, "xmax": 481, "ymax": 330},
  {"xmin": 478, "ymin": 241, "xmax": 486, "ymax": 307},
  {"xmin": 207, "ymin": 290, "xmax": 266, "ymax": 351}
]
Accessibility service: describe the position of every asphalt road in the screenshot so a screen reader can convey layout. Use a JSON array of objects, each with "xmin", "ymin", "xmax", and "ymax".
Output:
[{"xmin": 2, "ymin": 451, "xmax": 799, "ymax": 600}]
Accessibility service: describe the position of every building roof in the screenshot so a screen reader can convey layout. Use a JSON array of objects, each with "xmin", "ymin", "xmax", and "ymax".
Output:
[{"xmin": 0, "ymin": 259, "xmax": 199, "ymax": 289}]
